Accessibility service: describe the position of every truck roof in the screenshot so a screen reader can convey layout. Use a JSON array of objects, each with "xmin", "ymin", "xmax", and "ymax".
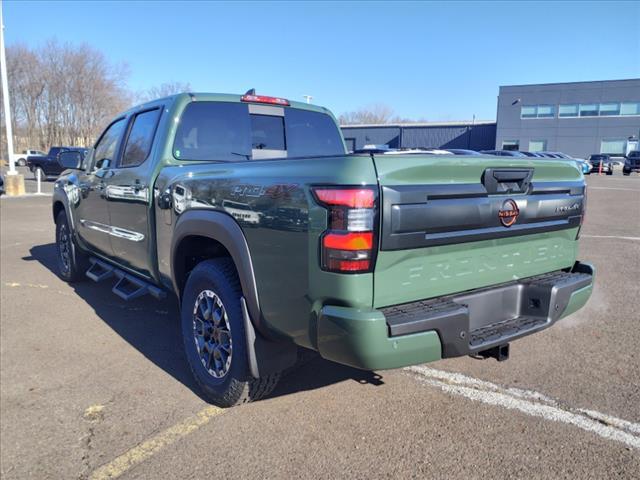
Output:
[{"xmin": 128, "ymin": 92, "xmax": 331, "ymax": 117}]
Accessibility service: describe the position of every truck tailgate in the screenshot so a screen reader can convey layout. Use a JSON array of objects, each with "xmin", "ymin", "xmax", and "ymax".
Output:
[{"xmin": 372, "ymin": 154, "xmax": 585, "ymax": 308}]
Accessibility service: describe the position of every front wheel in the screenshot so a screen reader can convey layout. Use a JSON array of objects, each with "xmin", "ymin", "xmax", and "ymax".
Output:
[
  {"xmin": 55, "ymin": 210, "xmax": 89, "ymax": 282},
  {"xmin": 181, "ymin": 258, "xmax": 280, "ymax": 407},
  {"xmin": 606, "ymin": 170, "xmax": 613, "ymax": 176}
]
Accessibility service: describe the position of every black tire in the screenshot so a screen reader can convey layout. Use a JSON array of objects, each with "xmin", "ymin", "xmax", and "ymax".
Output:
[
  {"xmin": 17, "ymin": 158, "xmax": 26, "ymax": 167},
  {"xmin": 623, "ymin": 171, "xmax": 630, "ymax": 176},
  {"xmin": 181, "ymin": 258, "xmax": 280, "ymax": 407},
  {"xmin": 33, "ymin": 167, "xmax": 46, "ymax": 181},
  {"xmin": 55, "ymin": 210, "xmax": 89, "ymax": 282},
  {"xmin": 607, "ymin": 170, "xmax": 613, "ymax": 176}
]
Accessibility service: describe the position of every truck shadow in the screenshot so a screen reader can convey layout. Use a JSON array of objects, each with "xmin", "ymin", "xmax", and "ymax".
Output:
[{"xmin": 25, "ymin": 243, "xmax": 385, "ymax": 403}]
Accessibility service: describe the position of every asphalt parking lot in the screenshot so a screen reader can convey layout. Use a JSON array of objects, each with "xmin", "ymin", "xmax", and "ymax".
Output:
[{"xmin": 1, "ymin": 173, "xmax": 639, "ymax": 479}]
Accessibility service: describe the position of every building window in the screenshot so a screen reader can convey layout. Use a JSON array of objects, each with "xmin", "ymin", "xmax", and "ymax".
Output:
[
  {"xmin": 529, "ymin": 140, "xmax": 547, "ymax": 152},
  {"xmin": 558, "ymin": 104, "xmax": 578, "ymax": 117},
  {"xmin": 599, "ymin": 103, "xmax": 621, "ymax": 116},
  {"xmin": 579, "ymin": 104, "xmax": 599, "ymax": 117},
  {"xmin": 559, "ymin": 102, "xmax": 640, "ymax": 118},
  {"xmin": 621, "ymin": 102, "xmax": 640, "ymax": 115},
  {"xmin": 536, "ymin": 105, "xmax": 555, "ymax": 118},
  {"xmin": 600, "ymin": 139, "xmax": 626, "ymax": 155},
  {"xmin": 521, "ymin": 105, "xmax": 555, "ymax": 119},
  {"xmin": 502, "ymin": 140, "xmax": 519, "ymax": 151}
]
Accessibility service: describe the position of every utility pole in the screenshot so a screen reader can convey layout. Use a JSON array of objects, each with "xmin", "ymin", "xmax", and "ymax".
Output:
[
  {"xmin": 1, "ymin": 0, "xmax": 16, "ymax": 174},
  {"xmin": 303, "ymin": 95, "xmax": 313, "ymax": 104},
  {"xmin": 1, "ymin": 0, "xmax": 24, "ymax": 195}
]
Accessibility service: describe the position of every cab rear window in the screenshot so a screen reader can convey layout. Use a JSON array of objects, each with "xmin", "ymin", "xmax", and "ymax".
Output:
[
  {"xmin": 173, "ymin": 101, "xmax": 344, "ymax": 161},
  {"xmin": 285, "ymin": 108, "xmax": 345, "ymax": 157}
]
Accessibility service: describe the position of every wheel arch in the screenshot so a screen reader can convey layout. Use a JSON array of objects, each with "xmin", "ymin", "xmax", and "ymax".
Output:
[
  {"xmin": 171, "ymin": 210, "xmax": 265, "ymax": 335},
  {"xmin": 52, "ymin": 189, "xmax": 70, "ymax": 224}
]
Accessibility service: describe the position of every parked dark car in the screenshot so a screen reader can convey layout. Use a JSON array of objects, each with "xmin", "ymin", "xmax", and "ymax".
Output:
[
  {"xmin": 445, "ymin": 149, "xmax": 482, "ymax": 155},
  {"xmin": 623, "ymin": 151, "xmax": 640, "ymax": 175},
  {"xmin": 27, "ymin": 147, "xmax": 88, "ymax": 180},
  {"xmin": 540, "ymin": 152, "xmax": 573, "ymax": 159},
  {"xmin": 480, "ymin": 150, "xmax": 527, "ymax": 157},
  {"xmin": 518, "ymin": 151, "xmax": 543, "ymax": 158},
  {"xmin": 588, "ymin": 154, "xmax": 613, "ymax": 175},
  {"xmin": 0, "ymin": 173, "xmax": 4, "ymax": 195}
]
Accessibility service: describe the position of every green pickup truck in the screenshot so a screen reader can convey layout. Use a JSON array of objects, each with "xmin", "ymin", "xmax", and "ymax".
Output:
[{"xmin": 52, "ymin": 92, "xmax": 594, "ymax": 407}]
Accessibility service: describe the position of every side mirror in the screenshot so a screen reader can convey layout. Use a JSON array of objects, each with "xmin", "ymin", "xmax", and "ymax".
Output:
[{"xmin": 58, "ymin": 151, "xmax": 83, "ymax": 170}]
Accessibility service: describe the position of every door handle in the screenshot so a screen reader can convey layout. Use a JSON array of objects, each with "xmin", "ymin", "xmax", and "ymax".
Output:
[{"xmin": 134, "ymin": 179, "xmax": 147, "ymax": 192}]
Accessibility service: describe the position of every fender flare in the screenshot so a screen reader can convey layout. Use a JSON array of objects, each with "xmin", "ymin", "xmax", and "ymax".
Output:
[
  {"xmin": 171, "ymin": 210, "xmax": 297, "ymax": 376},
  {"xmin": 171, "ymin": 210, "xmax": 265, "ymax": 334},
  {"xmin": 52, "ymin": 187, "xmax": 71, "ymax": 226}
]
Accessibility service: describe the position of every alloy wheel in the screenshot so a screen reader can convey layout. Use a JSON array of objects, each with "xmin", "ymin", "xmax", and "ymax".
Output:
[
  {"xmin": 192, "ymin": 290, "xmax": 233, "ymax": 378},
  {"xmin": 58, "ymin": 223, "xmax": 71, "ymax": 275}
]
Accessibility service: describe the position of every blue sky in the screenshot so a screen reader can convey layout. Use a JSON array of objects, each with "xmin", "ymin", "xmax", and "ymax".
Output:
[{"xmin": 3, "ymin": 1, "xmax": 639, "ymax": 120}]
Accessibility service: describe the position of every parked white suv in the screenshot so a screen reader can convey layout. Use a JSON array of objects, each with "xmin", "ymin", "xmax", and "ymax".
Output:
[{"xmin": 10, "ymin": 149, "xmax": 45, "ymax": 167}]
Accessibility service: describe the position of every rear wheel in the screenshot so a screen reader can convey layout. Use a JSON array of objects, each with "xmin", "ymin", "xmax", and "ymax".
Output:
[
  {"xmin": 55, "ymin": 210, "xmax": 89, "ymax": 282},
  {"xmin": 606, "ymin": 170, "xmax": 613, "ymax": 176},
  {"xmin": 17, "ymin": 158, "xmax": 26, "ymax": 167},
  {"xmin": 181, "ymin": 258, "xmax": 280, "ymax": 407},
  {"xmin": 33, "ymin": 167, "xmax": 46, "ymax": 181}
]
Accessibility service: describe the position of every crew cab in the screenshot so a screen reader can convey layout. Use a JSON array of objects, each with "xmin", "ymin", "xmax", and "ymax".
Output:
[
  {"xmin": 28, "ymin": 147, "xmax": 88, "ymax": 180},
  {"xmin": 623, "ymin": 151, "xmax": 640, "ymax": 175},
  {"xmin": 52, "ymin": 92, "xmax": 594, "ymax": 407}
]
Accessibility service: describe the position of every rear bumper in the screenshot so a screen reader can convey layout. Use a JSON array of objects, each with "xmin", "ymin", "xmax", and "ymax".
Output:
[{"xmin": 317, "ymin": 261, "xmax": 594, "ymax": 370}]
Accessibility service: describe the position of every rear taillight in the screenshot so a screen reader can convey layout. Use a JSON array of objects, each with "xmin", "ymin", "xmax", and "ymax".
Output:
[{"xmin": 313, "ymin": 187, "xmax": 378, "ymax": 273}]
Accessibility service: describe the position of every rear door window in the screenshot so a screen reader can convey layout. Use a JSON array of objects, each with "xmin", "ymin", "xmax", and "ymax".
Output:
[{"xmin": 121, "ymin": 108, "xmax": 161, "ymax": 167}]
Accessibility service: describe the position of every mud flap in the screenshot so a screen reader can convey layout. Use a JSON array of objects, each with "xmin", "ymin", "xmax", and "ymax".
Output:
[{"xmin": 241, "ymin": 297, "xmax": 297, "ymax": 378}]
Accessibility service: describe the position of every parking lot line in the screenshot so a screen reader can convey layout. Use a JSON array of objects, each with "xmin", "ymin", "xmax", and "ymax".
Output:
[
  {"xmin": 581, "ymin": 235, "xmax": 640, "ymax": 241},
  {"xmin": 587, "ymin": 187, "xmax": 639, "ymax": 192},
  {"xmin": 89, "ymin": 405, "xmax": 224, "ymax": 480},
  {"xmin": 405, "ymin": 366, "xmax": 640, "ymax": 450}
]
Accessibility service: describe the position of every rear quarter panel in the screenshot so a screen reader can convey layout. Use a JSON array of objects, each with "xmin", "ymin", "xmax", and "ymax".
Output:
[{"xmin": 155, "ymin": 155, "xmax": 378, "ymax": 347}]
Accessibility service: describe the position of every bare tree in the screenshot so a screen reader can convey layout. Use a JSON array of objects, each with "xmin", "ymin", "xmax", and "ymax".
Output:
[
  {"xmin": 136, "ymin": 81, "xmax": 192, "ymax": 104},
  {"xmin": 338, "ymin": 104, "xmax": 396, "ymax": 125},
  {"xmin": 338, "ymin": 104, "xmax": 429, "ymax": 125},
  {"xmin": 4, "ymin": 39, "xmax": 131, "ymax": 152}
]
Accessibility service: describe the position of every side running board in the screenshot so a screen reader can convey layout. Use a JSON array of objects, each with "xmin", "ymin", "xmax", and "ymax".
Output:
[
  {"xmin": 86, "ymin": 258, "xmax": 165, "ymax": 301},
  {"xmin": 86, "ymin": 260, "xmax": 114, "ymax": 282}
]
